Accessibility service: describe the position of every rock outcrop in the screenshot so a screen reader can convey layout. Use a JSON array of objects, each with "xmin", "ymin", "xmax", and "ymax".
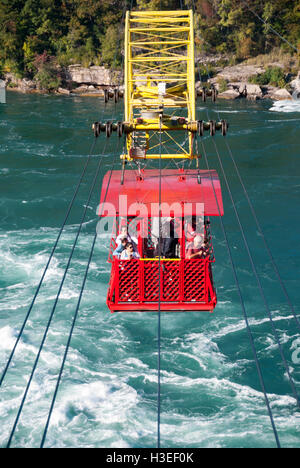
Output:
[
  {"xmin": 66, "ymin": 65, "xmax": 117, "ymax": 86},
  {"xmin": 239, "ymin": 83, "xmax": 263, "ymax": 99},
  {"xmin": 3, "ymin": 61, "xmax": 298, "ymax": 102},
  {"xmin": 290, "ymin": 71, "xmax": 300, "ymax": 99},
  {"xmin": 269, "ymin": 88, "xmax": 292, "ymax": 100},
  {"xmin": 209, "ymin": 63, "xmax": 296, "ymax": 101},
  {"xmin": 215, "ymin": 64, "xmax": 266, "ymax": 83},
  {"xmin": 218, "ymin": 89, "xmax": 241, "ymax": 100}
]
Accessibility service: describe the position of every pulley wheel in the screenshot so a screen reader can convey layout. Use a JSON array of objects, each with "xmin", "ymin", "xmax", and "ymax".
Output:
[
  {"xmin": 197, "ymin": 120, "xmax": 204, "ymax": 137},
  {"xmin": 117, "ymin": 122, "xmax": 124, "ymax": 138},
  {"xmin": 93, "ymin": 122, "xmax": 101, "ymax": 138},
  {"xmin": 209, "ymin": 120, "xmax": 216, "ymax": 136},
  {"xmin": 105, "ymin": 122, "xmax": 112, "ymax": 138},
  {"xmin": 221, "ymin": 120, "xmax": 228, "ymax": 136}
]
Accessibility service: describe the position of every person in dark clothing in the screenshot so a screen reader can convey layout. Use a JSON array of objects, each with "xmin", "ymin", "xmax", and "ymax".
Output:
[{"xmin": 159, "ymin": 218, "xmax": 178, "ymax": 258}]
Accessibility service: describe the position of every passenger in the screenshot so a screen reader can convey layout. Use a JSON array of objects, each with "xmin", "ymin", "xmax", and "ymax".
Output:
[
  {"xmin": 185, "ymin": 219, "xmax": 196, "ymax": 244},
  {"xmin": 116, "ymin": 226, "xmax": 138, "ymax": 250},
  {"xmin": 161, "ymin": 218, "xmax": 178, "ymax": 258},
  {"xmin": 120, "ymin": 242, "xmax": 140, "ymax": 260},
  {"xmin": 186, "ymin": 235, "xmax": 209, "ymax": 259},
  {"xmin": 113, "ymin": 237, "xmax": 128, "ymax": 258},
  {"xmin": 185, "ymin": 217, "xmax": 205, "ymax": 247}
]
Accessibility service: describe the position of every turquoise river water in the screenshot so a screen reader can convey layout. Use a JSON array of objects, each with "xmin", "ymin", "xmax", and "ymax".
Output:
[{"xmin": 0, "ymin": 91, "xmax": 299, "ymax": 448}]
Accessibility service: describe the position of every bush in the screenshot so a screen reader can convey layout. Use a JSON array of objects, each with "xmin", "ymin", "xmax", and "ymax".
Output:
[
  {"xmin": 35, "ymin": 68, "xmax": 61, "ymax": 91},
  {"xmin": 33, "ymin": 52, "xmax": 61, "ymax": 91},
  {"xmin": 196, "ymin": 63, "xmax": 216, "ymax": 81},
  {"xmin": 249, "ymin": 66, "xmax": 286, "ymax": 88},
  {"xmin": 217, "ymin": 77, "xmax": 228, "ymax": 93}
]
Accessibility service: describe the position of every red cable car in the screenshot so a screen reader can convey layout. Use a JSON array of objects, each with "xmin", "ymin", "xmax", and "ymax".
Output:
[{"xmin": 98, "ymin": 168, "xmax": 224, "ymax": 313}]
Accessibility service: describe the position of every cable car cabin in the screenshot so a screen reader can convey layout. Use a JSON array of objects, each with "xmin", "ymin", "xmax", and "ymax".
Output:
[{"xmin": 99, "ymin": 169, "xmax": 224, "ymax": 313}]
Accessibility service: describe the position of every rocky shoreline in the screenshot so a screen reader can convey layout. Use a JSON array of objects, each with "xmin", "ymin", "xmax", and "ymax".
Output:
[
  {"xmin": 4, "ymin": 62, "xmax": 300, "ymax": 102},
  {"xmin": 207, "ymin": 63, "xmax": 299, "ymax": 101},
  {"xmin": 5, "ymin": 65, "xmax": 117, "ymax": 97}
]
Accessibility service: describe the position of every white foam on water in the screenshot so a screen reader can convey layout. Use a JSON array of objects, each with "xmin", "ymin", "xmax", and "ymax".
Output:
[
  {"xmin": 144, "ymin": 375, "xmax": 298, "ymax": 448},
  {"xmin": 0, "ymin": 325, "xmax": 39, "ymax": 359},
  {"xmin": 270, "ymin": 99, "xmax": 300, "ymax": 113},
  {"xmin": 0, "ymin": 325, "xmax": 17, "ymax": 351},
  {"xmin": 49, "ymin": 379, "xmax": 138, "ymax": 427}
]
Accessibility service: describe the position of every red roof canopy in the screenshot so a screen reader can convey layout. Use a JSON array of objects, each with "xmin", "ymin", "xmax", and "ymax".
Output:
[{"xmin": 98, "ymin": 169, "xmax": 224, "ymax": 217}]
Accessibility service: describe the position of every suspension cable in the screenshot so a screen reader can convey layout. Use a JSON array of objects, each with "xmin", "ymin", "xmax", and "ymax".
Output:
[
  {"xmin": 1, "ymin": 0, "xmax": 128, "ymax": 394},
  {"xmin": 5, "ymin": 136, "xmax": 111, "ymax": 448},
  {"xmin": 157, "ymin": 115, "xmax": 163, "ymax": 449},
  {"xmin": 197, "ymin": 57, "xmax": 300, "ymax": 332},
  {"xmin": 189, "ymin": 0, "xmax": 300, "ymax": 410},
  {"xmin": 210, "ymin": 130, "xmax": 300, "ymax": 408},
  {"xmin": 203, "ymin": 0, "xmax": 298, "ymax": 53},
  {"xmin": 40, "ymin": 143, "xmax": 120, "ymax": 448},
  {"xmin": 239, "ymin": 0, "xmax": 298, "ymax": 53},
  {"xmin": 200, "ymin": 137, "xmax": 281, "ymax": 448},
  {"xmin": 40, "ymin": 0, "xmax": 128, "ymax": 437},
  {"xmin": 189, "ymin": 0, "xmax": 282, "ymax": 446},
  {"xmin": 193, "ymin": 0, "xmax": 300, "ymax": 333},
  {"xmin": 0, "ymin": 137, "xmax": 96, "ymax": 388},
  {"xmin": 222, "ymin": 136, "xmax": 300, "ymax": 332}
]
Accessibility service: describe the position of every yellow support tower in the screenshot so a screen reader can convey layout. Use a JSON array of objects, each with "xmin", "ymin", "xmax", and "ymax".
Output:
[{"xmin": 123, "ymin": 9, "xmax": 197, "ymax": 161}]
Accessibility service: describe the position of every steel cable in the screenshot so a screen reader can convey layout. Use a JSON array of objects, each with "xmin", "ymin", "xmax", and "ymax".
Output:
[
  {"xmin": 190, "ymin": 0, "xmax": 300, "ymax": 409},
  {"xmin": 40, "ymin": 142, "xmax": 120, "ymax": 448},
  {"xmin": 222, "ymin": 137, "xmax": 300, "ymax": 332},
  {"xmin": 157, "ymin": 115, "xmax": 163, "ymax": 449},
  {"xmin": 194, "ymin": 63, "xmax": 300, "ymax": 409},
  {"xmin": 199, "ymin": 59, "xmax": 299, "ymax": 332},
  {"xmin": 194, "ymin": 15, "xmax": 300, "ymax": 333},
  {"xmin": 0, "ymin": 137, "xmax": 97, "ymax": 388},
  {"xmin": 239, "ymin": 0, "xmax": 298, "ymax": 53},
  {"xmin": 5, "ymin": 136, "xmax": 111, "ymax": 448},
  {"xmin": 40, "ymin": 6, "xmax": 129, "ymax": 438},
  {"xmin": 200, "ymin": 137, "xmax": 281, "ymax": 448},
  {"xmin": 1, "ymin": 0, "xmax": 127, "ymax": 392},
  {"xmin": 209, "ymin": 132, "xmax": 300, "ymax": 409},
  {"xmin": 189, "ymin": 0, "xmax": 282, "ymax": 446}
]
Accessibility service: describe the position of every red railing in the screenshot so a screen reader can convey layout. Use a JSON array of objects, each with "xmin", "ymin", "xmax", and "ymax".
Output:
[{"xmin": 107, "ymin": 258, "xmax": 216, "ymax": 310}]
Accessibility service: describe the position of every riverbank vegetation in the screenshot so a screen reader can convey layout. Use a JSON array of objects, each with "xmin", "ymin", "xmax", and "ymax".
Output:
[{"xmin": 0, "ymin": 0, "xmax": 299, "ymax": 90}]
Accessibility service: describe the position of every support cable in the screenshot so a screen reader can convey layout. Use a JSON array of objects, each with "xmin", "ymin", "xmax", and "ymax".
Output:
[
  {"xmin": 5, "ymin": 0, "xmax": 127, "ymax": 438},
  {"xmin": 199, "ymin": 55, "xmax": 300, "ymax": 332},
  {"xmin": 204, "ymin": 0, "xmax": 298, "ymax": 53},
  {"xmin": 239, "ymin": 0, "xmax": 298, "ymax": 53},
  {"xmin": 40, "ymin": 143, "xmax": 120, "ymax": 448},
  {"xmin": 189, "ymin": 0, "xmax": 282, "ymax": 445},
  {"xmin": 209, "ymin": 131, "xmax": 300, "ymax": 409},
  {"xmin": 157, "ymin": 115, "xmax": 163, "ymax": 449},
  {"xmin": 0, "ymin": 137, "xmax": 97, "ymax": 388},
  {"xmin": 5, "ymin": 0, "xmax": 131, "ymax": 448},
  {"xmin": 191, "ymin": 0, "xmax": 300, "ymax": 408},
  {"xmin": 0, "ymin": 0, "xmax": 129, "ymax": 386},
  {"xmin": 222, "ymin": 137, "xmax": 300, "ymax": 332},
  {"xmin": 5, "ymin": 137, "xmax": 110, "ymax": 448},
  {"xmin": 194, "ymin": 5, "xmax": 300, "ymax": 332},
  {"xmin": 200, "ymin": 137, "xmax": 281, "ymax": 448}
]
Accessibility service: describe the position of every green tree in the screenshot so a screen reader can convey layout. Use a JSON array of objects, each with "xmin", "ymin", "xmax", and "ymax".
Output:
[
  {"xmin": 33, "ymin": 51, "xmax": 61, "ymax": 90},
  {"xmin": 0, "ymin": 0, "xmax": 300, "ymax": 81}
]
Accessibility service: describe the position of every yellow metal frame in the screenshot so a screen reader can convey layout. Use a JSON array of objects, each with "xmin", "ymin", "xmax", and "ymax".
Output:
[{"xmin": 123, "ymin": 10, "xmax": 196, "ymax": 161}]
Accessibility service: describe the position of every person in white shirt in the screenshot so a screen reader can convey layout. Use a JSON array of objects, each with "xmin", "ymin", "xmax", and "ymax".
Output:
[
  {"xmin": 116, "ymin": 226, "xmax": 138, "ymax": 249},
  {"xmin": 120, "ymin": 242, "xmax": 140, "ymax": 260}
]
